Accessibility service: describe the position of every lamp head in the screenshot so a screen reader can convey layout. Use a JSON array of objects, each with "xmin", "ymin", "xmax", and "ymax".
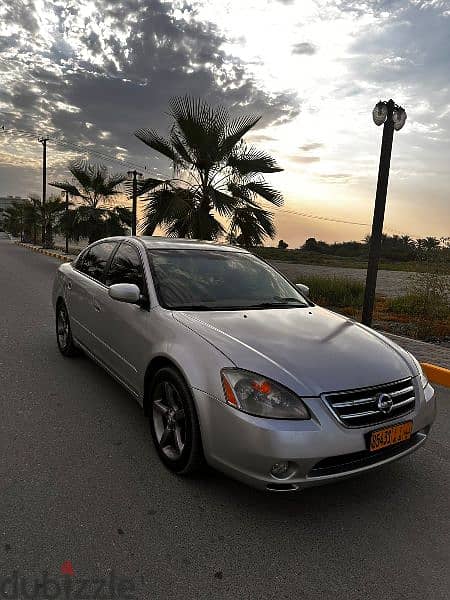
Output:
[
  {"xmin": 373, "ymin": 101, "xmax": 388, "ymax": 126},
  {"xmin": 392, "ymin": 106, "xmax": 407, "ymax": 130}
]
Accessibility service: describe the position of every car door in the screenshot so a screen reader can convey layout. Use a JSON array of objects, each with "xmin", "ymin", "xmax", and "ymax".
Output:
[
  {"xmin": 98, "ymin": 241, "xmax": 151, "ymax": 391},
  {"xmin": 66, "ymin": 241, "xmax": 118, "ymax": 357}
]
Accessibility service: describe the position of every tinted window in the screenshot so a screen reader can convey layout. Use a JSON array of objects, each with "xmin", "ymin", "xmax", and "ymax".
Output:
[
  {"xmin": 147, "ymin": 249, "xmax": 308, "ymax": 310},
  {"xmin": 106, "ymin": 243, "xmax": 146, "ymax": 294},
  {"xmin": 79, "ymin": 242, "xmax": 116, "ymax": 282}
]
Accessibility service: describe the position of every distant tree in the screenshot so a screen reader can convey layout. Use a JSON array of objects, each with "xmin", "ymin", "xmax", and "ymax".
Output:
[
  {"xmin": 3, "ymin": 201, "xmax": 27, "ymax": 240},
  {"xmin": 51, "ymin": 162, "xmax": 130, "ymax": 243},
  {"xmin": 302, "ymin": 237, "xmax": 326, "ymax": 252},
  {"xmin": 277, "ymin": 239, "xmax": 288, "ymax": 249},
  {"xmin": 134, "ymin": 95, "xmax": 283, "ymax": 245}
]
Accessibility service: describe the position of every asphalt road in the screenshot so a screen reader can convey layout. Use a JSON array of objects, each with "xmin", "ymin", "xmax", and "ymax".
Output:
[{"xmin": 1, "ymin": 239, "xmax": 449, "ymax": 600}]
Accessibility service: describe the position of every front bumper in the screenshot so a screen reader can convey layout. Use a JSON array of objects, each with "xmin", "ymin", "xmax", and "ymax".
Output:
[{"xmin": 194, "ymin": 381, "xmax": 436, "ymax": 491}]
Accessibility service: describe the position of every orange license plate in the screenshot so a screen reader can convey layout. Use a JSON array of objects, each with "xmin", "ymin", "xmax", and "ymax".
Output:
[{"xmin": 369, "ymin": 421, "xmax": 413, "ymax": 452}]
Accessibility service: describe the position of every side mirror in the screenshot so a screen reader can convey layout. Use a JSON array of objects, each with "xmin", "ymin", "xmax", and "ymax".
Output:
[
  {"xmin": 108, "ymin": 283, "xmax": 141, "ymax": 304},
  {"xmin": 296, "ymin": 283, "xmax": 310, "ymax": 297}
]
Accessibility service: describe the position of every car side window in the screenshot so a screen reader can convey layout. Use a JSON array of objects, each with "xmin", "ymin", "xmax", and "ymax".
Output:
[
  {"xmin": 105, "ymin": 243, "xmax": 146, "ymax": 295},
  {"xmin": 78, "ymin": 242, "xmax": 117, "ymax": 283}
]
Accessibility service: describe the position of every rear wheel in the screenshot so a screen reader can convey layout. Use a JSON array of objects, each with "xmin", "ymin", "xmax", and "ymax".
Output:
[
  {"xmin": 149, "ymin": 367, "xmax": 204, "ymax": 474},
  {"xmin": 56, "ymin": 301, "xmax": 78, "ymax": 357}
]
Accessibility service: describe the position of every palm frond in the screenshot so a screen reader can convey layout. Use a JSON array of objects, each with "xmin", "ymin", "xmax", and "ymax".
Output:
[
  {"xmin": 104, "ymin": 172, "xmax": 127, "ymax": 193},
  {"xmin": 229, "ymin": 204, "xmax": 275, "ymax": 248},
  {"xmin": 134, "ymin": 129, "xmax": 178, "ymax": 163},
  {"xmin": 209, "ymin": 188, "xmax": 239, "ymax": 217},
  {"xmin": 228, "ymin": 146, "xmax": 283, "ymax": 175},
  {"xmin": 140, "ymin": 186, "xmax": 193, "ymax": 235},
  {"xmin": 69, "ymin": 160, "xmax": 96, "ymax": 193},
  {"xmin": 219, "ymin": 114, "xmax": 261, "ymax": 158},
  {"xmin": 169, "ymin": 130, "xmax": 195, "ymax": 165},
  {"xmin": 166, "ymin": 208, "xmax": 225, "ymax": 240},
  {"xmin": 168, "ymin": 96, "xmax": 229, "ymax": 167},
  {"xmin": 49, "ymin": 181, "xmax": 82, "ymax": 197},
  {"xmin": 244, "ymin": 181, "xmax": 284, "ymax": 206}
]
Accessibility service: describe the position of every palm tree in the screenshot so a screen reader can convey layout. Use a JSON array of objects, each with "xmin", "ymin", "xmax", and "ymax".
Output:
[
  {"xmin": 40, "ymin": 196, "xmax": 67, "ymax": 248},
  {"xmin": 134, "ymin": 96, "xmax": 283, "ymax": 245},
  {"xmin": 51, "ymin": 162, "xmax": 130, "ymax": 243},
  {"xmin": 3, "ymin": 201, "xmax": 27, "ymax": 240}
]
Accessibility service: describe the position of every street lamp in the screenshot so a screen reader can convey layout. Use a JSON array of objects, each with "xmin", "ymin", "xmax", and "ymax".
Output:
[
  {"xmin": 361, "ymin": 99, "xmax": 407, "ymax": 327},
  {"xmin": 127, "ymin": 170, "xmax": 143, "ymax": 236}
]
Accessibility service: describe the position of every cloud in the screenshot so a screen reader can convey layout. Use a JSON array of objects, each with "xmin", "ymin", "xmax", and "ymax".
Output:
[
  {"xmin": 317, "ymin": 173, "xmax": 352, "ymax": 183},
  {"xmin": 299, "ymin": 142, "xmax": 323, "ymax": 151},
  {"xmin": 0, "ymin": 0, "xmax": 301, "ymax": 190},
  {"xmin": 292, "ymin": 42, "xmax": 317, "ymax": 55},
  {"xmin": 290, "ymin": 155, "xmax": 320, "ymax": 163}
]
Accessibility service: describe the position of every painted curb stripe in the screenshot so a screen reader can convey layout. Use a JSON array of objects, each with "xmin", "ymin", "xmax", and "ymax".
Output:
[
  {"xmin": 15, "ymin": 241, "xmax": 72, "ymax": 262},
  {"xmin": 421, "ymin": 363, "xmax": 450, "ymax": 388}
]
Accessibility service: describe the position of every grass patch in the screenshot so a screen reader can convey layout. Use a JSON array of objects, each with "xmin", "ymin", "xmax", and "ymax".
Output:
[
  {"xmin": 387, "ymin": 293, "xmax": 450, "ymax": 321},
  {"xmin": 297, "ymin": 275, "xmax": 365, "ymax": 308},
  {"xmin": 254, "ymin": 247, "xmax": 449, "ymax": 274}
]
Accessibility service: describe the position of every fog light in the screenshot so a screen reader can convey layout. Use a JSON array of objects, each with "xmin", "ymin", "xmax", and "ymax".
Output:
[{"xmin": 271, "ymin": 462, "xmax": 289, "ymax": 478}]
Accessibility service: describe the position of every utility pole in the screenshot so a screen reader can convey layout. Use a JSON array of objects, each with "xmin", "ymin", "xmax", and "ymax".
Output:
[
  {"xmin": 127, "ymin": 169, "xmax": 142, "ymax": 236},
  {"xmin": 361, "ymin": 99, "xmax": 407, "ymax": 327},
  {"xmin": 65, "ymin": 190, "xmax": 69, "ymax": 254},
  {"xmin": 38, "ymin": 136, "xmax": 49, "ymax": 247}
]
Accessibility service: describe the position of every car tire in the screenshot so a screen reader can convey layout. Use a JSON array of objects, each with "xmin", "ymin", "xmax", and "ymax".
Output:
[
  {"xmin": 149, "ymin": 366, "xmax": 205, "ymax": 475},
  {"xmin": 56, "ymin": 301, "xmax": 79, "ymax": 357}
]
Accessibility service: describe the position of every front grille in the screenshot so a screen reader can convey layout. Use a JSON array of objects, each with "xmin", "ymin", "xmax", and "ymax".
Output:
[
  {"xmin": 308, "ymin": 428, "xmax": 429, "ymax": 477},
  {"xmin": 323, "ymin": 377, "xmax": 415, "ymax": 428}
]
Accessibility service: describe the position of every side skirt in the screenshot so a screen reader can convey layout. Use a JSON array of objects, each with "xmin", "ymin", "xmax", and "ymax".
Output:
[{"xmin": 74, "ymin": 337, "xmax": 143, "ymax": 407}]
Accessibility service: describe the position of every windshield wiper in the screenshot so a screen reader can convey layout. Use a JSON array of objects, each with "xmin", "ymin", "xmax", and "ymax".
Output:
[
  {"xmin": 243, "ymin": 301, "xmax": 307, "ymax": 309},
  {"xmin": 273, "ymin": 296, "xmax": 307, "ymax": 304},
  {"xmin": 171, "ymin": 304, "xmax": 214, "ymax": 311}
]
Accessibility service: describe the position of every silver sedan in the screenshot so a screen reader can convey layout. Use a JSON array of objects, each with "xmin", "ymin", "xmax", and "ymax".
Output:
[{"xmin": 52, "ymin": 236, "xmax": 436, "ymax": 491}]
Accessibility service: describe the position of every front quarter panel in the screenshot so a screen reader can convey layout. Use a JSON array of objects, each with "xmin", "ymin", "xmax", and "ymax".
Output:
[{"xmin": 52, "ymin": 262, "xmax": 72, "ymax": 311}]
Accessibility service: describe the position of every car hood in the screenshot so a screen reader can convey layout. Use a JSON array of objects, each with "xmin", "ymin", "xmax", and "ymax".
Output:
[{"xmin": 174, "ymin": 306, "xmax": 416, "ymax": 396}]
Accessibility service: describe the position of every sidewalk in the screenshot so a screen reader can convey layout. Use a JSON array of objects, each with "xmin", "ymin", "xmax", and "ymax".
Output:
[{"xmin": 384, "ymin": 332, "xmax": 450, "ymax": 370}]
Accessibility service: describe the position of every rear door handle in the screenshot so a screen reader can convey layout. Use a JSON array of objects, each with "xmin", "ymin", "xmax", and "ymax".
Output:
[
  {"xmin": 93, "ymin": 301, "xmax": 101, "ymax": 312},
  {"xmin": 65, "ymin": 280, "xmax": 72, "ymax": 290}
]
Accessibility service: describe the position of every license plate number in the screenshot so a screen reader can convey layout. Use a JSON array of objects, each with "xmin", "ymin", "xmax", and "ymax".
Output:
[{"xmin": 369, "ymin": 421, "xmax": 413, "ymax": 452}]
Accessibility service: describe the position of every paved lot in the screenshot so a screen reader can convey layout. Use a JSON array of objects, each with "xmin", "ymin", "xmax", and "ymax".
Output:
[
  {"xmin": 271, "ymin": 260, "xmax": 438, "ymax": 298},
  {"xmin": 1, "ymin": 239, "xmax": 449, "ymax": 600}
]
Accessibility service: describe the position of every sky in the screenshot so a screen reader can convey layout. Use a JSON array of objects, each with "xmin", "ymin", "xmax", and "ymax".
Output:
[{"xmin": 0, "ymin": 0, "xmax": 449, "ymax": 246}]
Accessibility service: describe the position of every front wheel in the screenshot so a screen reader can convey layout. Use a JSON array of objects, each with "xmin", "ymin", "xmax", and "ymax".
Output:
[
  {"xmin": 56, "ymin": 302, "xmax": 78, "ymax": 357},
  {"xmin": 149, "ymin": 367, "xmax": 205, "ymax": 474}
]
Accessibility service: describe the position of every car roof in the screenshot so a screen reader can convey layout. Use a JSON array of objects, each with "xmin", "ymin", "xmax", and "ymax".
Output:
[
  {"xmin": 137, "ymin": 236, "xmax": 248, "ymax": 253},
  {"xmin": 88, "ymin": 236, "xmax": 249, "ymax": 253}
]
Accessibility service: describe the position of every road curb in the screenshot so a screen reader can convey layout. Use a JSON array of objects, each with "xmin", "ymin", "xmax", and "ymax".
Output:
[
  {"xmin": 421, "ymin": 363, "xmax": 450, "ymax": 388},
  {"xmin": 14, "ymin": 241, "xmax": 74, "ymax": 262}
]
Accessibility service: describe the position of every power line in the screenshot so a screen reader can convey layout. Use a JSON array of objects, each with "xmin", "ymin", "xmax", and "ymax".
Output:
[
  {"xmin": 1, "ymin": 125, "xmax": 148, "ymax": 171},
  {"xmin": 0, "ymin": 123, "xmax": 426, "ymax": 237},
  {"xmin": 257, "ymin": 199, "xmax": 406, "ymax": 235}
]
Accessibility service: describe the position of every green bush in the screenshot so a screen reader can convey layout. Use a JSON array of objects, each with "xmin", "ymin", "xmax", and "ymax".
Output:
[
  {"xmin": 296, "ymin": 275, "xmax": 365, "ymax": 308},
  {"xmin": 387, "ymin": 293, "xmax": 450, "ymax": 320}
]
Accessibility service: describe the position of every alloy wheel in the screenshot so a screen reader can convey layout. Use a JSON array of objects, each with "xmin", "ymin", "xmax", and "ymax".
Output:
[
  {"xmin": 152, "ymin": 381, "xmax": 186, "ymax": 460},
  {"xmin": 57, "ymin": 306, "xmax": 69, "ymax": 350}
]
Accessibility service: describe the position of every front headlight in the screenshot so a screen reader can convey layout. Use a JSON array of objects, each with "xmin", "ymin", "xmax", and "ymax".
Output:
[
  {"xmin": 221, "ymin": 368, "xmax": 310, "ymax": 419},
  {"xmin": 409, "ymin": 353, "xmax": 428, "ymax": 388}
]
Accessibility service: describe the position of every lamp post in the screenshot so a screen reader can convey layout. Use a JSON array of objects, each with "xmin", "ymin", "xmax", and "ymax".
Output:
[
  {"xmin": 127, "ymin": 169, "xmax": 143, "ymax": 236},
  {"xmin": 361, "ymin": 99, "xmax": 407, "ymax": 327},
  {"xmin": 38, "ymin": 136, "xmax": 49, "ymax": 247}
]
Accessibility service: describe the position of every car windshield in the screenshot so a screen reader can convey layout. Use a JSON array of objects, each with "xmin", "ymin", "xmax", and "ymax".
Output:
[{"xmin": 147, "ymin": 249, "xmax": 309, "ymax": 310}]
